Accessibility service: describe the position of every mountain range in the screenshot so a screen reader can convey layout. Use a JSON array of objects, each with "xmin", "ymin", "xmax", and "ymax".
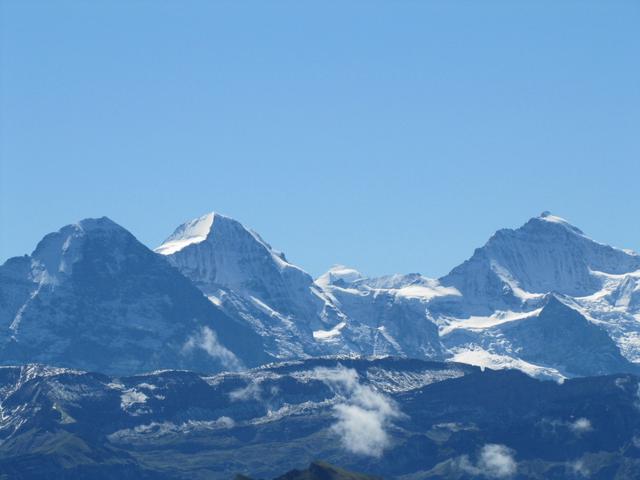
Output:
[
  {"xmin": 1, "ymin": 211, "xmax": 639, "ymax": 379},
  {"xmin": 2, "ymin": 358, "xmax": 640, "ymax": 479},
  {"xmin": 2, "ymin": 211, "xmax": 640, "ymax": 479}
]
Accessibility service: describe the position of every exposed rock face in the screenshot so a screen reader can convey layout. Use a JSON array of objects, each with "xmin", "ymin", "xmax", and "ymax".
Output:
[{"xmin": 0, "ymin": 217, "xmax": 270, "ymax": 375}]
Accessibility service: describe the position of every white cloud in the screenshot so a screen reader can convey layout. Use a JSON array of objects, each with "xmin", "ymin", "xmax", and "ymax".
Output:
[
  {"xmin": 229, "ymin": 381, "xmax": 262, "ymax": 402},
  {"xmin": 479, "ymin": 444, "xmax": 517, "ymax": 478},
  {"xmin": 614, "ymin": 377, "xmax": 629, "ymax": 390},
  {"xmin": 216, "ymin": 416, "xmax": 235, "ymax": 428},
  {"xmin": 540, "ymin": 417, "xmax": 595, "ymax": 437},
  {"xmin": 570, "ymin": 418, "xmax": 593, "ymax": 435},
  {"xmin": 120, "ymin": 389, "xmax": 148, "ymax": 409},
  {"xmin": 332, "ymin": 404, "xmax": 390, "ymax": 457},
  {"xmin": 458, "ymin": 444, "xmax": 517, "ymax": 478},
  {"xmin": 571, "ymin": 459, "xmax": 590, "ymax": 477},
  {"xmin": 313, "ymin": 366, "xmax": 402, "ymax": 458},
  {"xmin": 183, "ymin": 326, "xmax": 242, "ymax": 371}
]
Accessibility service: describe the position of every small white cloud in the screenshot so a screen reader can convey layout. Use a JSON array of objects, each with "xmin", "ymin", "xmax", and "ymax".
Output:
[
  {"xmin": 216, "ymin": 416, "xmax": 235, "ymax": 428},
  {"xmin": 458, "ymin": 444, "xmax": 517, "ymax": 478},
  {"xmin": 570, "ymin": 418, "xmax": 593, "ymax": 435},
  {"xmin": 269, "ymin": 385, "xmax": 281, "ymax": 396},
  {"xmin": 614, "ymin": 377, "xmax": 629, "ymax": 390},
  {"xmin": 571, "ymin": 459, "xmax": 590, "ymax": 477},
  {"xmin": 229, "ymin": 381, "xmax": 262, "ymax": 402},
  {"xmin": 183, "ymin": 326, "xmax": 242, "ymax": 371},
  {"xmin": 478, "ymin": 444, "xmax": 517, "ymax": 478},
  {"xmin": 313, "ymin": 366, "xmax": 360, "ymax": 392},
  {"xmin": 332, "ymin": 403, "xmax": 391, "ymax": 457},
  {"xmin": 120, "ymin": 389, "xmax": 148, "ymax": 409},
  {"xmin": 313, "ymin": 366, "xmax": 402, "ymax": 458},
  {"xmin": 137, "ymin": 382, "xmax": 157, "ymax": 391},
  {"xmin": 540, "ymin": 417, "xmax": 595, "ymax": 436}
]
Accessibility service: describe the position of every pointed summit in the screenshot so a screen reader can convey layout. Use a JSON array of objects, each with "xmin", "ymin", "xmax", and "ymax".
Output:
[
  {"xmin": 526, "ymin": 211, "xmax": 584, "ymax": 236},
  {"xmin": 316, "ymin": 265, "xmax": 365, "ymax": 288},
  {"xmin": 156, "ymin": 212, "xmax": 291, "ymax": 267},
  {"xmin": 158, "ymin": 212, "xmax": 308, "ymax": 295},
  {"xmin": 441, "ymin": 212, "xmax": 640, "ymax": 307},
  {"xmin": 155, "ymin": 212, "xmax": 216, "ymax": 255},
  {"xmin": 157, "ymin": 212, "xmax": 342, "ymax": 331}
]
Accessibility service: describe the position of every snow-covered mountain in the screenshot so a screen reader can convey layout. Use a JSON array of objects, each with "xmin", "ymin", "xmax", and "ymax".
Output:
[
  {"xmin": 155, "ymin": 213, "xmax": 350, "ymax": 359},
  {"xmin": 155, "ymin": 213, "xmax": 448, "ymax": 361},
  {"xmin": 438, "ymin": 211, "xmax": 640, "ymax": 314},
  {"xmin": 311, "ymin": 212, "xmax": 640, "ymax": 378},
  {"xmin": 316, "ymin": 268, "xmax": 454, "ymax": 359},
  {"xmin": 429, "ymin": 212, "xmax": 640, "ymax": 377},
  {"xmin": 153, "ymin": 210, "xmax": 640, "ymax": 379},
  {"xmin": 0, "ymin": 217, "xmax": 271, "ymax": 375},
  {"xmin": 444, "ymin": 295, "xmax": 637, "ymax": 379},
  {"xmin": 0, "ymin": 211, "xmax": 638, "ymax": 379}
]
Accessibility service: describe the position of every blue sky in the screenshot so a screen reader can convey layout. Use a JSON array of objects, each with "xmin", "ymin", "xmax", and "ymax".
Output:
[{"xmin": 1, "ymin": 0, "xmax": 639, "ymax": 278}]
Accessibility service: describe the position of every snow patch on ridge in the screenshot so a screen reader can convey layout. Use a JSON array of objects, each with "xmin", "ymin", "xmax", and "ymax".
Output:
[
  {"xmin": 441, "ymin": 308, "xmax": 544, "ymax": 336},
  {"xmin": 451, "ymin": 347, "xmax": 565, "ymax": 381},
  {"xmin": 313, "ymin": 321, "xmax": 347, "ymax": 341},
  {"xmin": 394, "ymin": 283, "xmax": 461, "ymax": 301}
]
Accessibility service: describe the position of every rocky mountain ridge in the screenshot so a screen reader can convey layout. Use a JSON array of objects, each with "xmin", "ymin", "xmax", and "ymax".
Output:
[
  {"xmin": 1, "ymin": 211, "xmax": 638, "ymax": 379},
  {"xmin": 1, "ymin": 357, "xmax": 640, "ymax": 479}
]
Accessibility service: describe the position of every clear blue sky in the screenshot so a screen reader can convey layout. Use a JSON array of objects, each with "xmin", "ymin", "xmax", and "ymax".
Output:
[{"xmin": 1, "ymin": 0, "xmax": 639, "ymax": 278}]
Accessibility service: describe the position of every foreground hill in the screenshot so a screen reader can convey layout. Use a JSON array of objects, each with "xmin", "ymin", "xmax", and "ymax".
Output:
[
  {"xmin": 1, "ymin": 358, "xmax": 640, "ymax": 479},
  {"xmin": 236, "ymin": 461, "xmax": 380, "ymax": 480}
]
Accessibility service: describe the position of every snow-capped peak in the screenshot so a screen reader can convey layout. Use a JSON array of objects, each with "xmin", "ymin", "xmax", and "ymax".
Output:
[
  {"xmin": 534, "ymin": 211, "xmax": 584, "ymax": 236},
  {"xmin": 156, "ymin": 211, "xmax": 329, "ymax": 320},
  {"xmin": 155, "ymin": 213, "xmax": 296, "ymax": 272},
  {"xmin": 155, "ymin": 212, "xmax": 216, "ymax": 255},
  {"xmin": 27, "ymin": 217, "xmax": 135, "ymax": 286},
  {"xmin": 441, "ymin": 212, "xmax": 640, "ymax": 305},
  {"xmin": 316, "ymin": 265, "xmax": 365, "ymax": 288},
  {"xmin": 75, "ymin": 216, "xmax": 123, "ymax": 232}
]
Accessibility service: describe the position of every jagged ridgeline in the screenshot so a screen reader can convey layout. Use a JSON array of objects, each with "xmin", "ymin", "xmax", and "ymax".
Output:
[
  {"xmin": 2, "ymin": 213, "xmax": 640, "ymax": 480},
  {"xmin": 1, "ymin": 211, "xmax": 639, "ymax": 378},
  {"xmin": 1, "ymin": 358, "xmax": 640, "ymax": 479}
]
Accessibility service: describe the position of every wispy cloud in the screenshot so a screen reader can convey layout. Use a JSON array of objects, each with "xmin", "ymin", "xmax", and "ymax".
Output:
[
  {"xmin": 569, "ymin": 418, "xmax": 593, "ymax": 435},
  {"xmin": 313, "ymin": 366, "xmax": 402, "ymax": 458},
  {"xmin": 541, "ymin": 416, "xmax": 595, "ymax": 437},
  {"xmin": 229, "ymin": 380, "xmax": 262, "ymax": 401},
  {"xmin": 570, "ymin": 459, "xmax": 590, "ymax": 477},
  {"xmin": 183, "ymin": 326, "xmax": 242, "ymax": 371},
  {"xmin": 458, "ymin": 444, "xmax": 517, "ymax": 478}
]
